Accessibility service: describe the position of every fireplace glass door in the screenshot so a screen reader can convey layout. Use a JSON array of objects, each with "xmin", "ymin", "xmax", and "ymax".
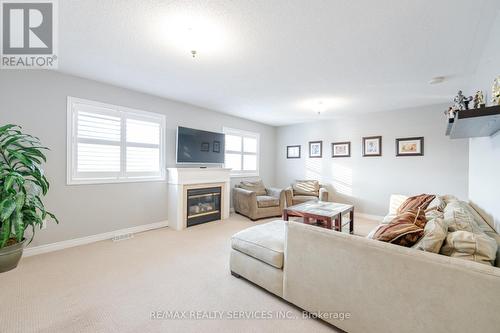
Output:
[{"xmin": 186, "ymin": 187, "xmax": 221, "ymax": 227}]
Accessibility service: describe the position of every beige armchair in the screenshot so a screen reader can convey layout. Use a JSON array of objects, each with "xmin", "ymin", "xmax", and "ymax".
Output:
[
  {"xmin": 233, "ymin": 180, "xmax": 285, "ymax": 220},
  {"xmin": 285, "ymin": 180, "xmax": 328, "ymax": 206}
]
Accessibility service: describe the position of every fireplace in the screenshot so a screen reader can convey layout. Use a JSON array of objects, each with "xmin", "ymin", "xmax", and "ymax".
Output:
[{"xmin": 186, "ymin": 186, "xmax": 222, "ymax": 227}]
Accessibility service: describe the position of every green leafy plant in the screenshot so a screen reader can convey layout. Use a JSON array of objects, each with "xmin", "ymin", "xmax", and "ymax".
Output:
[{"xmin": 0, "ymin": 124, "xmax": 58, "ymax": 249}]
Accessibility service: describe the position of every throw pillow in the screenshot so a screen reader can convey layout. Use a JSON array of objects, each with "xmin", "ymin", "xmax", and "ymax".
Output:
[
  {"xmin": 397, "ymin": 194, "xmax": 436, "ymax": 214},
  {"xmin": 239, "ymin": 180, "xmax": 267, "ymax": 196},
  {"xmin": 373, "ymin": 209, "xmax": 427, "ymax": 247},
  {"xmin": 444, "ymin": 201, "xmax": 483, "ymax": 234},
  {"xmin": 425, "ymin": 196, "xmax": 446, "ymax": 213},
  {"xmin": 293, "ymin": 180, "xmax": 319, "ymax": 197},
  {"xmin": 440, "ymin": 230, "xmax": 497, "ymax": 266},
  {"xmin": 413, "ymin": 218, "xmax": 448, "ymax": 253}
]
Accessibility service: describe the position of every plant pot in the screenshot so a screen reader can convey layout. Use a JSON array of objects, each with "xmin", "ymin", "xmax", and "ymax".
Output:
[{"xmin": 0, "ymin": 239, "xmax": 26, "ymax": 273}]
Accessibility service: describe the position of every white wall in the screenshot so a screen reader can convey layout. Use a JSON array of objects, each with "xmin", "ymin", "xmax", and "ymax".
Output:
[
  {"xmin": 0, "ymin": 71, "xmax": 276, "ymax": 246},
  {"xmin": 275, "ymin": 105, "xmax": 469, "ymax": 216},
  {"xmin": 467, "ymin": 9, "xmax": 500, "ymax": 233}
]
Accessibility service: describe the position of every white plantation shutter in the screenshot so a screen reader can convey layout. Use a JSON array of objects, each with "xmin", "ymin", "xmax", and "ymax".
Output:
[
  {"xmin": 223, "ymin": 127, "xmax": 260, "ymax": 177},
  {"xmin": 125, "ymin": 118, "xmax": 161, "ymax": 174},
  {"xmin": 67, "ymin": 97, "xmax": 166, "ymax": 184}
]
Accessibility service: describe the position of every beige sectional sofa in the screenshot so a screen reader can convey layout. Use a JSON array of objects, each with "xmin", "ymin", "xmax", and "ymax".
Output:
[{"xmin": 230, "ymin": 196, "xmax": 500, "ymax": 333}]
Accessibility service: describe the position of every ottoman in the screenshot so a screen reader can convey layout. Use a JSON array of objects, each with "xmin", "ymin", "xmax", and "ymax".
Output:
[{"xmin": 230, "ymin": 220, "xmax": 286, "ymax": 297}]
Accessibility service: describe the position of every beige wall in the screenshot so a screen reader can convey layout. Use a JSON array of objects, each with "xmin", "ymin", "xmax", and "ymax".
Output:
[
  {"xmin": 0, "ymin": 71, "xmax": 276, "ymax": 246},
  {"xmin": 275, "ymin": 105, "xmax": 469, "ymax": 216}
]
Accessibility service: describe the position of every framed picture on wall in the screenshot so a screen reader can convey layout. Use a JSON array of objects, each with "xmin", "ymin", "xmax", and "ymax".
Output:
[
  {"xmin": 286, "ymin": 145, "xmax": 301, "ymax": 158},
  {"xmin": 332, "ymin": 142, "xmax": 351, "ymax": 158},
  {"xmin": 200, "ymin": 142, "xmax": 210, "ymax": 152},
  {"xmin": 396, "ymin": 137, "xmax": 424, "ymax": 156},
  {"xmin": 308, "ymin": 141, "xmax": 323, "ymax": 158},
  {"xmin": 213, "ymin": 140, "xmax": 221, "ymax": 153},
  {"xmin": 362, "ymin": 136, "xmax": 382, "ymax": 157}
]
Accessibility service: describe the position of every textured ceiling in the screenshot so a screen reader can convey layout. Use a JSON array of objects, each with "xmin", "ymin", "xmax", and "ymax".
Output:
[{"xmin": 57, "ymin": 0, "xmax": 500, "ymax": 126}]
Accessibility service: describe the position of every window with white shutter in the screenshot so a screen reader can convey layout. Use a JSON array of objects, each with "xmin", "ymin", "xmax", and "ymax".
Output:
[
  {"xmin": 222, "ymin": 127, "xmax": 260, "ymax": 177},
  {"xmin": 67, "ymin": 97, "xmax": 166, "ymax": 184}
]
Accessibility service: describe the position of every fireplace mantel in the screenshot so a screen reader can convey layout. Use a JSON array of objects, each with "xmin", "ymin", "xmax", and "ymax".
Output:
[{"xmin": 167, "ymin": 168, "xmax": 231, "ymax": 230}]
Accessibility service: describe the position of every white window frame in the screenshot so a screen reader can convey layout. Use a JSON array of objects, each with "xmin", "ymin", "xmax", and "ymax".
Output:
[
  {"xmin": 67, "ymin": 97, "xmax": 166, "ymax": 185},
  {"xmin": 222, "ymin": 127, "xmax": 260, "ymax": 178}
]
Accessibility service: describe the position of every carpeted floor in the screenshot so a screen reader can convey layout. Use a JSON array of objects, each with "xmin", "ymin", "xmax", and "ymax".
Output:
[{"xmin": 0, "ymin": 214, "xmax": 378, "ymax": 333}]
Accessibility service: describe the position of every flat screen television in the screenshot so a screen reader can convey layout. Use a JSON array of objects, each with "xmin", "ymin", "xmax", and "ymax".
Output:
[{"xmin": 176, "ymin": 126, "xmax": 225, "ymax": 164}]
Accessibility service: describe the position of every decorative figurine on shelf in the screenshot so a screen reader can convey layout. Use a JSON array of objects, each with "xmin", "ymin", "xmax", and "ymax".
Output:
[
  {"xmin": 444, "ymin": 107, "xmax": 456, "ymax": 119},
  {"xmin": 492, "ymin": 76, "xmax": 500, "ymax": 106},
  {"xmin": 473, "ymin": 90, "xmax": 485, "ymax": 109},
  {"xmin": 453, "ymin": 90, "xmax": 473, "ymax": 110}
]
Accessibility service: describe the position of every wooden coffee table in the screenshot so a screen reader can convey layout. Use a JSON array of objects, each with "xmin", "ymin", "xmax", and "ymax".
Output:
[{"xmin": 283, "ymin": 201, "xmax": 354, "ymax": 233}]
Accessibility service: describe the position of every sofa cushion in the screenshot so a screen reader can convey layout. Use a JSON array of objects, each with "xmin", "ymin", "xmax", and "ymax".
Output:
[
  {"xmin": 444, "ymin": 201, "xmax": 483, "ymax": 234},
  {"xmin": 484, "ymin": 231, "xmax": 500, "ymax": 267},
  {"xmin": 239, "ymin": 180, "xmax": 267, "ymax": 196},
  {"xmin": 388, "ymin": 194, "xmax": 409, "ymax": 215},
  {"xmin": 440, "ymin": 230, "xmax": 497, "ymax": 266},
  {"xmin": 425, "ymin": 209, "xmax": 444, "ymax": 221},
  {"xmin": 293, "ymin": 180, "xmax": 319, "ymax": 197},
  {"xmin": 292, "ymin": 195, "xmax": 319, "ymax": 205},
  {"xmin": 231, "ymin": 220, "xmax": 285, "ymax": 269},
  {"xmin": 373, "ymin": 209, "xmax": 427, "ymax": 247},
  {"xmin": 426, "ymin": 196, "xmax": 446, "ymax": 213},
  {"xmin": 413, "ymin": 218, "xmax": 448, "ymax": 253},
  {"xmin": 398, "ymin": 194, "xmax": 436, "ymax": 214},
  {"xmin": 256, "ymin": 195, "xmax": 280, "ymax": 208}
]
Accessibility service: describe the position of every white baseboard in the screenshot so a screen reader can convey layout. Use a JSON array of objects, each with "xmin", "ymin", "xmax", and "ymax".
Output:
[
  {"xmin": 355, "ymin": 212, "xmax": 384, "ymax": 221},
  {"xmin": 23, "ymin": 221, "xmax": 168, "ymax": 257}
]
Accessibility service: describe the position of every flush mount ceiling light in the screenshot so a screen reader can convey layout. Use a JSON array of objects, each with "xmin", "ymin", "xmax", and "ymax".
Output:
[
  {"xmin": 187, "ymin": 27, "xmax": 197, "ymax": 58},
  {"xmin": 429, "ymin": 76, "xmax": 446, "ymax": 84},
  {"xmin": 316, "ymin": 101, "xmax": 325, "ymax": 115},
  {"xmin": 157, "ymin": 11, "xmax": 229, "ymax": 59},
  {"xmin": 299, "ymin": 97, "xmax": 349, "ymax": 115}
]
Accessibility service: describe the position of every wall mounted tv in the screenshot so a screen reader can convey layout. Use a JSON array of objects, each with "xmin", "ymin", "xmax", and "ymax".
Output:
[{"xmin": 176, "ymin": 127, "xmax": 225, "ymax": 164}]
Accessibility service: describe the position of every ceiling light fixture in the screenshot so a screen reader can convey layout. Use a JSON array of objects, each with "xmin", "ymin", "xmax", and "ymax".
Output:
[
  {"xmin": 298, "ymin": 98, "xmax": 349, "ymax": 114},
  {"xmin": 187, "ymin": 27, "xmax": 198, "ymax": 59},
  {"xmin": 316, "ymin": 101, "xmax": 325, "ymax": 115},
  {"xmin": 158, "ymin": 12, "xmax": 229, "ymax": 60}
]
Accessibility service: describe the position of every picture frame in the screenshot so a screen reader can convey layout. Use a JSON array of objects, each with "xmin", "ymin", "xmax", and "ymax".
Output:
[
  {"xmin": 309, "ymin": 141, "xmax": 323, "ymax": 158},
  {"xmin": 331, "ymin": 142, "xmax": 351, "ymax": 158},
  {"xmin": 200, "ymin": 142, "xmax": 210, "ymax": 152},
  {"xmin": 286, "ymin": 145, "xmax": 301, "ymax": 159},
  {"xmin": 396, "ymin": 137, "xmax": 424, "ymax": 156},
  {"xmin": 213, "ymin": 140, "xmax": 220, "ymax": 153},
  {"xmin": 362, "ymin": 136, "xmax": 382, "ymax": 157}
]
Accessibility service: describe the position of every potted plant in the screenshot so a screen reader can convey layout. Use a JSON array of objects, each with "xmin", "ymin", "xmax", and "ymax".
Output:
[{"xmin": 0, "ymin": 124, "xmax": 58, "ymax": 273}]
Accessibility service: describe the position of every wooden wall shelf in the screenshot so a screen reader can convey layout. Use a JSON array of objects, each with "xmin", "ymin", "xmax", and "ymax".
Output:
[{"xmin": 445, "ymin": 105, "xmax": 500, "ymax": 139}]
